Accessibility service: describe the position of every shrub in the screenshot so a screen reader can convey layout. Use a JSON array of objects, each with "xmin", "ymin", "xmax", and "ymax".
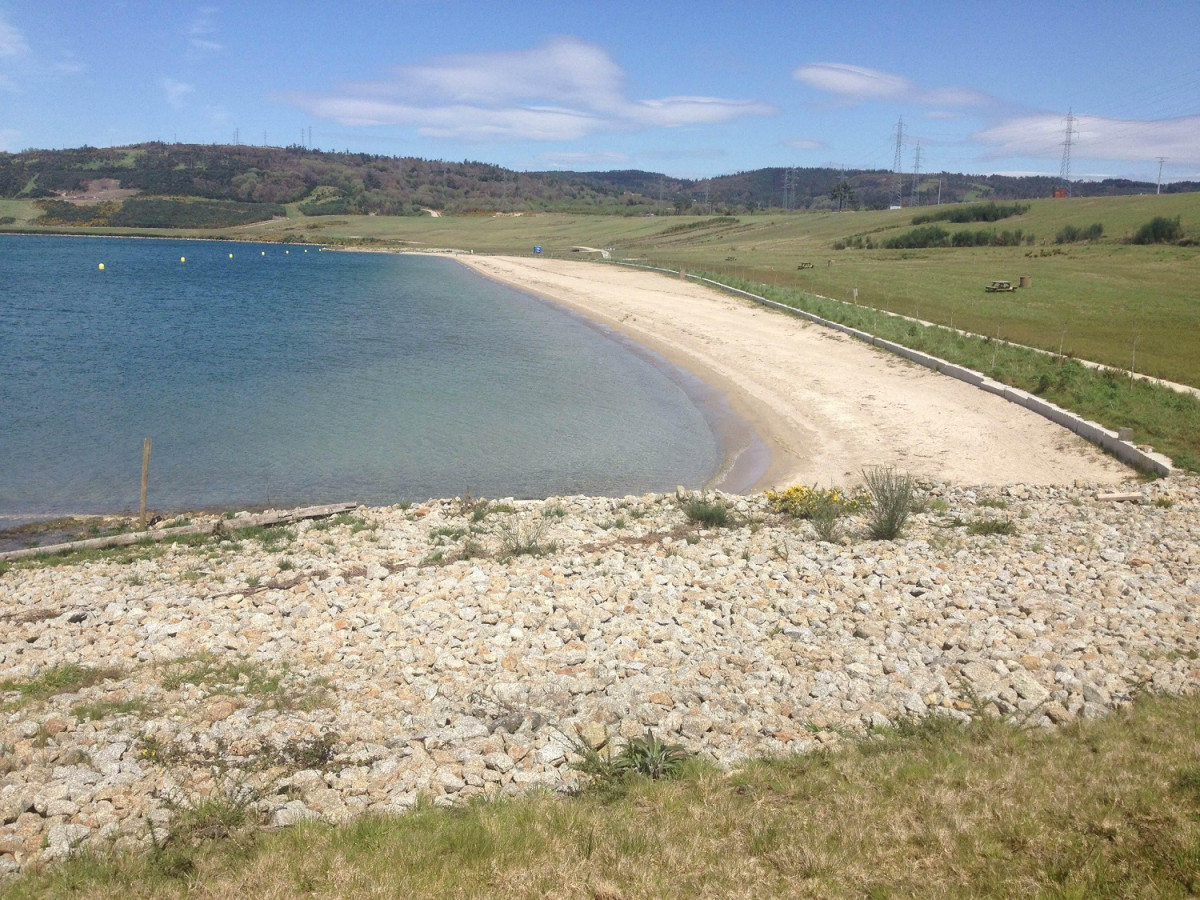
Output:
[
  {"xmin": 883, "ymin": 225, "xmax": 950, "ymax": 249},
  {"xmin": 809, "ymin": 498, "xmax": 843, "ymax": 542},
  {"xmin": 1056, "ymin": 223, "xmax": 1104, "ymax": 244},
  {"xmin": 862, "ymin": 466, "xmax": 915, "ymax": 540},
  {"xmin": 496, "ymin": 516, "xmax": 556, "ymax": 559},
  {"xmin": 911, "ymin": 202, "xmax": 1029, "ymax": 225},
  {"xmin": 1132, "ymin": 216, "xmax": 1183, "ymax": 244},
  {"xmin": 766, "ymin": 485, "xmax": 867, "ymax": 519},
  {"xmin": 684, "ymin": 497, "xmax": 730, "ymax": 528}
]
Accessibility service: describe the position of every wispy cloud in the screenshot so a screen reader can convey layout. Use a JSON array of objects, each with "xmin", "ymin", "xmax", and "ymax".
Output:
[
  {"xmin": 162, "ymin": 77, "xmax": 195, "ymax": 109},
  {"xmin": 0, "ymin": 11, "xmax": 29, "ymax": 57},
  {"xmin": 188, "ymin": 6, "xmax": 222, "ymax": 56},
  {"xmin": 536, "ymin": 150, "xmax": 632, "ymax": 169},
  {"xmin": 974, "ymin": 112, "xmax": 1200, "ymax": 165},
  {"xmin": 284, "ymin": 37, "xmax": 775, "ymax": 141},
  {"xmin": 793, "ymin": 62, "xmax": 991, "ymax": 108}
]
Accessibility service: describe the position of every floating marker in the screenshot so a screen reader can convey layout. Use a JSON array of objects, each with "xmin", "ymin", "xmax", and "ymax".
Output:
[
  {"xmin": 229, "ymin": 253, "xmax": 234, "ymax": 259},
  {"xmin": 180, "ymin": 256, "xmax": 186, "ymax": 263},
  {"xmin": 98, "ymin": 263, "xmax": 105, "ymax": 270},
  {"xmin": 285, "ymin": 250, "xmax": 290, "ymax": 255},
  {"xmin": 261, "ymin": 251, "xmax": 266, "ymax": 256}
]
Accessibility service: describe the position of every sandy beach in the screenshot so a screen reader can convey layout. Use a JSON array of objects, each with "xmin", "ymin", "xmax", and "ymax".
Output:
[{"xmin": 455, "ymin": 256, "xmax": 1129, "ymax": 490}]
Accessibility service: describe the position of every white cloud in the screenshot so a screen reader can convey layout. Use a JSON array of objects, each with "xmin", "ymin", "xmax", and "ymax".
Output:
[
  {"xmin": 793, "ymin": 62, "xmax": 990, "ymax": 108},
  {"xmin": 0, "ymin": 12, "xmax": 29, "ymax": 57},
  {"xmin": 974, "ymin": 113, "xmax": 1200, "ymax": 165},
  {"xmin": 285, "ymin": 37, "xmax": 775, "ymax": 142},
  {"xmin": 785, "ymin": 138, "xmax": 825, "ymax": 151},
  {"xmin": 162, "ymin": 78, "xmax": 195, "ymax": 109}
]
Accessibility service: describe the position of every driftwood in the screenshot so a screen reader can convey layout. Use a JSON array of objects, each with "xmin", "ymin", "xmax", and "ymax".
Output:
[
  {"xmin": 0, "ymin": 502, "xmax": 357, "ymax": 562},
  {"xmin": 1095, "ymin": 492, "xmax": 1143, "ymax": 504}
]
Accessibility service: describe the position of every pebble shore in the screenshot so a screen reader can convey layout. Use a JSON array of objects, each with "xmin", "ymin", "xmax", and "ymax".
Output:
[{"xmin": 2, "ymin": 477, "xmax": 1198, "ymax": 875}]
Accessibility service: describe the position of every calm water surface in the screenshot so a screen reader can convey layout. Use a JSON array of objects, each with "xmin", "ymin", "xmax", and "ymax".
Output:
[{"xmin": 0, "ymin": 235, "xmax": 731, "ymax": 516}]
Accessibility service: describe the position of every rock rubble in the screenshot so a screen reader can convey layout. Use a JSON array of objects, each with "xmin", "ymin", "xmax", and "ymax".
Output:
[{"xmin": 2, "ymin": 477, "xmax": 1198, "ymax": 875}]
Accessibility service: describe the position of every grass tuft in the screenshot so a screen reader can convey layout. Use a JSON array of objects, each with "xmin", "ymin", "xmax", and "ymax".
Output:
[
  {"xmin": 0, "ymin": 664, "xmax": 123, "ymax": 710},
  {"xmin": 495, "ymin": 516, "xmax": 556, "ymax": 560},
  {"xmin": 683, "ymin": 497, "xmax": 731, "ymax": 528},
  {"xmin": 861, "ymin": 466, "xmax": 915, "ymax": 540}
]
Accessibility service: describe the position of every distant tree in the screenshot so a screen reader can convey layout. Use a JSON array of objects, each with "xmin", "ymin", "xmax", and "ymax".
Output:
[{"xmin": 829, "ymin": 180, "xmax": 856, "ymax": 210}]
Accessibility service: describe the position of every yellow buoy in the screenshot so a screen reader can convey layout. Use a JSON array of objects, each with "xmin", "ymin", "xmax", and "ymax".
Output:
[
  {"xmin": 261, "ymin": 251, "xmax": 265, "ymax": 256},
  {"xmin": 285, "ymin": 250, "xmax": 290, "ymax": 255},
  {"xmin": 180, "ymin": 256, "xmax": 186, "ymax": 263},
  {"xmin": 98, "ymin": 263, "xmax": 105, "ymax": 270},
  {"xmin": 229, "ymin": 253, "xmax": 234, "ymax": 259}
]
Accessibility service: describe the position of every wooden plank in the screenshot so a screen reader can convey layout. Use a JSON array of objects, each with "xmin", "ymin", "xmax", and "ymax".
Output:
[
  {"xmin": 0, "ymin": 502, "xmax": 358, "ymax": 562},
  {"xmin": 1094, "ymin": 492, "xmax": 1143, "ymax": 503}
]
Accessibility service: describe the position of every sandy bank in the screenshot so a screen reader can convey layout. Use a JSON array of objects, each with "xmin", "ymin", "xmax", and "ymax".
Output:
[{"xmin": 455, "ymin": 256, "xmax": 1128, "ymax": 490}]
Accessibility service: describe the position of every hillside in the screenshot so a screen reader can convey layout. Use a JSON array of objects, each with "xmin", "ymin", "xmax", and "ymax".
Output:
[{"xmin": 1, "ymin": 143, "xmax": 1196, "ymax": 225}]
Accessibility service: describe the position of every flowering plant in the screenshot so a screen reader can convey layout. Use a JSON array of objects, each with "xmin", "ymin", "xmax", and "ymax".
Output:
[{"xmin": 765, "ymin": 484, "xmax": 867, "ymax": 519}]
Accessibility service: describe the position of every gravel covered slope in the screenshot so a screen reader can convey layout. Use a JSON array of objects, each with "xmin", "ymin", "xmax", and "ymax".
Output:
[{"xmin": 1, "ymin": 477, "xmax": 1198, "ymax": 874}]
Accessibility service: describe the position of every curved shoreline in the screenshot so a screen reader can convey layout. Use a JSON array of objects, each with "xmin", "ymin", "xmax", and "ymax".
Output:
[
  {"xmin": 453, "ymin": 255, "xmax": 1129, "ymax": 489},
  {"xmin": 454, "ymin": 257, "xmax": 767, "ymax": 494}
]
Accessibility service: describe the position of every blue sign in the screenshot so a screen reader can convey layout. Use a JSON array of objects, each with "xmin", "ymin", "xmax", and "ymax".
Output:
[{"xmin": 534, "ymin": 245, "xmax": 542, "ymax": 254}]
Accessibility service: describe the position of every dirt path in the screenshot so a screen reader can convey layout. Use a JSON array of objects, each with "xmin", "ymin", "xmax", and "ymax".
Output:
[{"xmin": 455, "ymin": 256, "xmax": 1128, "ymax": 490}]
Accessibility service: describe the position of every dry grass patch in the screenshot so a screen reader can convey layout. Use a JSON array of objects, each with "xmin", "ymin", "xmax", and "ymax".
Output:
[{"xmin": 7, "ymin": 693, "xmax": 1200, "ymax": 898}]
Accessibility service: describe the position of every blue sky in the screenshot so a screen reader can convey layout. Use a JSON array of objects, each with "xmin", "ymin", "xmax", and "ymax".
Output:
[{"xmin": 2, "ymin": 1, "xmax": 1197, "ymax": 182}]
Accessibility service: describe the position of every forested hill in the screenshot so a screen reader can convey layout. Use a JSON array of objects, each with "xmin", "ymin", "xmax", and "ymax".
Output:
[{"xmin": 2, "ymin": 142, "xmax": 1195, "ymax": 221}]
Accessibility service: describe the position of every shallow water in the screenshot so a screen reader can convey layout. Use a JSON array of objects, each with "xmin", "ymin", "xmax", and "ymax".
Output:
[{"xmin": 0, "ymin": 235, "xmax": 728, "ymax": 515}]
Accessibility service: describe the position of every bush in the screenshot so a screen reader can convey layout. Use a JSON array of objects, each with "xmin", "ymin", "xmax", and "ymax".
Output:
[
  {"xmin": 496, "ymin": 516, "xmax": 556, "ymax": 559},
  {"xmin": 684, "ymin": 497, "xmax": 730, "ymax": 528},
  {"xmin": 1132, "ymin": 216, "xmax": 1183, "ymax": 244},
  {"xmin": 911, "ymin": 202, "xmax": 1029, "ymax": 225},
  {"xmin": 1055, "ymin": 223, "xmax": 1104, "ymax": 244},
  {"xmin": 883, "ymin": 225, "xmax": 950, "ymax": 249},
  {"xmin": 766, "ymin": 485, "xmax": 867, "ymax": 519},
  {"xmin": 885, "ymin": 226, "xmax": 1029, "ymax": 250},
  {"xmin": 862, "ymin": 466, "xmax": 915, "ymax": 540}
]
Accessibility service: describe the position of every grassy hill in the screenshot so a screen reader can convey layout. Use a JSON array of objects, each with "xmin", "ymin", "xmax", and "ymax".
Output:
[{"xmin": 2, "ymin": 143, "xmax": 1197, "ymax": 220}]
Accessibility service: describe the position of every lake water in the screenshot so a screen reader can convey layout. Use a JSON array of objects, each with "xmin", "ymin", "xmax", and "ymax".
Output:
[{"xmin": 0, "ymin": 235, "xmax": 743, "ymax": 517}]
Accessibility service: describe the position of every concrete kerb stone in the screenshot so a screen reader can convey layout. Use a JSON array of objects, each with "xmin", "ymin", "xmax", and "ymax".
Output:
[
  {"xmin": 938, "ymin": 363, "xmax": 983, "ymax": 386},
  {"xmin": 680, "ymin": 271, "xmax": 1174, "ymax": 477}
]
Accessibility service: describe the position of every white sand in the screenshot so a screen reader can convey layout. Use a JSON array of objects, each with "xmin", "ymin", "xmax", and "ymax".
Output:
[{"xmin": 455, "ymin": 256, "xmax": 1129, "ymax": 490}]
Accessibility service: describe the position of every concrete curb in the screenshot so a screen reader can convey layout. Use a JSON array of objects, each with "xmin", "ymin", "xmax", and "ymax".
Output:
[{"xmin": 683, "ymin": 273, "xmax": 1174, "ymax": 477}]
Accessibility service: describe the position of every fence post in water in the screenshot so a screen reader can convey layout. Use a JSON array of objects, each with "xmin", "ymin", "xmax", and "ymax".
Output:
[{"xmin": 140, "ymin": 438, "xmax": 151, "ymax": 527}]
